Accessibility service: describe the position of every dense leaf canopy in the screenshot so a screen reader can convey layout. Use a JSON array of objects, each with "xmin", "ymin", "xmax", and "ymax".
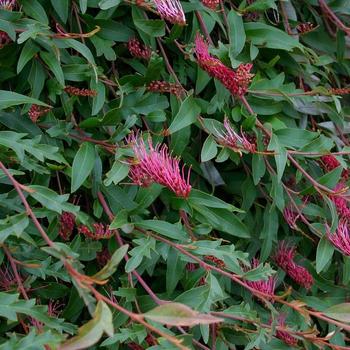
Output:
[{"xmin": 0, "ymin": 0, "xmax": 350, "ymax": 349}]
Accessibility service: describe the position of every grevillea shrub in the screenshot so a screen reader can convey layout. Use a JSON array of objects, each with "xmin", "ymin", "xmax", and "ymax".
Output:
[{"xmin": 2, "ymin": 0, "xmax": 350, "ymax": 349}]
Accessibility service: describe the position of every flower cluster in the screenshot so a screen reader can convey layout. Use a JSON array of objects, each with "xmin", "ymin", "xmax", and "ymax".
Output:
[
  {"xmin": 0, "ymin": 265, "xmax": 17, "ymax": 291},
  {"xmin": 320, "ymin": 154, "xmax": 349, "ymax": 180},
  {"xmin": 274, "ymin": 242, "xmax": 313, "ymax": 289},
  {"xmin": 64, "ymin": 86, "xmax": 97, "ymax": 97},
  {"xmin": 330, "ymin": 182, "xmax": 350, "ymax": 218},
  {"xmin": 296, "ymin": 22, "xmax": 316, "ymax": 34},
  {"xmin": 28, "ymin": 105, "xmax": 51, "ymax": 123},
  {"xmin": 58, "ymin": 212, "xmax": 76, "ymax": 241},
  {"xmin": 194, "ymin": 34, "xmax": 254, "ymax": 97},
  {"xmin": 244, "ymin": 259, "xmax": 276, "ymax": 299},
  {"xmin": 0, "ymin": 0, "xmax": 15, "ymax": 10},
  {"xmin": 128, "ymin": 38, "xmax": 152, "ymax": 60},
  {"xmin": 147, "ymin": 80, "xmax": 183, "ymax": 98},
  {"xmin": 326, "ymin": 219, "xmax": 350, "ymax": 256},
  {"xmin": 96, "ymin": 247, "xmax": 112, "ymax": 267},
  {"xmin": 204, "ymin": 255, "xmax": 226, "ymax": 269},
  {"xmin": 153, "ymin": 0, "xmax": 186, "ymax": 25},
  {"xmin": 329, "ymin": 87, "xmax": 350, "ymax": 95},
  {"xmin": 215, "ymin": 117, "xmax": 256, "ymax": 154},
  {"xmin": 201, "ymin": 0, "xmax": 219, "ymax": 10},
  {"xmin": 127, "ymin": 133, "xmax": 191, "ymax": 198},
  {"xmin": 274, "ymin": 314, "xmax": 298, "ymax": 346},
  {"xmin": 78, "ymin": 223, "xmax": 115, "ymax": 240}
]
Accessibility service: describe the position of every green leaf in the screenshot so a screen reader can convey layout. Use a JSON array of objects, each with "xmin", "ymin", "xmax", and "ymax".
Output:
[
  {"xmin": 0, "ymin": 91, "xmax": 49, "ymax": 110},
  {"xmin": 135, "ymin": 220, "xmax": 188, "ymax": 240},
  {"xmin": 0, "ymin": 213, "xmax": 29, "ymax": 243},
  {"xmin": 193, "ymin": 205, "xmax": 250, "ymax": 238},
  {"xmin": 324, "ymin": 303, "xmax": 350, "ymax": 323},
  {"xmin": 109, "ymin": 209, "xmax": 129, "ymax": 229},
  {"xmin": 244, "ymin": 22, "xmax": 303, "ymax": 51},
  {"xmin": 29, "ymin": 186, "xmax": 79, "ymax": 214},
  {"xmin": 168, "ymin": 96, "xmax": 201, "ymax": 134},
  {"xmin": 104, "ymin": 161, "xmax": 129, "ymax": 186},
  {"xmin": 316, "ymin": 236, "xmax": 334, "ymax": 273},
  {"xmin": 40, "ymin": 51, "xmax": 65, "ymax": 87},
  {"xmin": 17, "ymin": 40, "xmax": 40, "ymax": 74},
  {"xmin": 92, "ymin": 245, "xmax": 128, "ymax": 281},
  {"xmin": 201, "ymin": 135, "xmax": 218, "ymax": 162},
  {"xmin": 21, "ymin": 0, "xmax": 49, "ymax": 25},
  {"xmin": 71, "ymin": 142, "xmax": 96, "ymax": 193},
  {"xmin": 60, "ymin": 301, "xmax": 113, "ymax": 350},
  {"xmin": 227, "ymin": 10, "xmax": 246, "ymax": 59},
  {"xmin": 79, "ymin": 0, "xmax": 87, "ymax": 13},
  {"xmin": 99, "ymin": 0, "xmax": 122, "ymax": 9},
  {"xmin": 50, "ymin": 0, "xmax": 69, "ymax": 23},
  {"xmin": 144, "ymin": 302, "xmax": 223, "ymax": 326},
  {"xmin": 268, "ymin": 134, "xmax": 287, "ymax": 182},
  {"xmin": 134, "ymin": 19, "xmax": 165, "ymax": 37},
  {"xmin": 189, "ymin": 189, "xmax": 244, "ymax": 212}
]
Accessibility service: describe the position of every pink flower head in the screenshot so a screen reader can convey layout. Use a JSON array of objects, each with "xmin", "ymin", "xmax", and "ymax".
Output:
[
  {"xmin": 78, "ymin": 223, "xmax": 115, "ymax": 240},
  {"xmin": 0, "ymin": 0, "xmax": 15, "ymax": 10},
  {"xmin": 147, "ymin": 80, "xmax": 183, "ymax": 98},
  {"xmin": 59, "ymin": 212, "xmax": 75, "ymax": 241},
  {"xmin": 283, "ymin": 206, "xmax": 299, "ymax": 230},
  {"xmin": 201, "ymin": 0, "xmax": 219, "ymax": 9},
  {"xmin": 275, "ymin": 314, "xmax": 298, "ymax": 346},
  {"xmin": 153, "ymin": 0, "xmax": 186, "ymax": 25},
  {"xmin": 128, "ymin": 38, "xmax": 152, "ymax": 60},
  {"xmin": 327, "ymin": 219, "xmax": 350, "ymax": 256},
  {"xmin": 0, "ymin": 265, "xmax": 17, "ymax": 291},
  {"xmin": 215, "ymin": 117, "xmax": 256, "ymax": 154},
  {"xmin": 274, "ymin": 241, "xmax": 313, "ymax": 289},
  {"xmin": 321, "ymin": 155, "xmax": 349, "ymax": 180},
  {"xmin": 194, "ymin": 34, "xmax": 254, "ymax": 97},
  {"xmin": 127, "ymin": 133, "xmax": 191, "ymax": 198},
  {"xmin": 244, "ymin": 259, "xmax": 276, "ymax": 300},
  {"xmin": 330, "ymin": 182, "xmax": 350, "ymax": 218}
]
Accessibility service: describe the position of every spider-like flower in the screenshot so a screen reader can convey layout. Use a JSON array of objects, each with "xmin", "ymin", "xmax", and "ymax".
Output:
[
  {"xmin": 78, "ymin": 223, "xmax": 115, "ymax": 240},
  {"xmin": 320, "ymin": 155, "xmax": 349, "ymax": 180},
  {"xmin": 274, "ymin": 241, "xmax": 313, "ymax": 289},
  {"xmin": 275, "ymin": 314, "xmax": 298, "ymax": 346},
  {"xmin": 214, "ymin": 117, "xmax": 256, "ymax": 155},
  {"xmin": 28, "ymin": 105, "xmax": 51, "ymax": 123},
  {"xmin": 0, "ymin": 0, "xmax": 15, "ymax": 10},
  {"xmin": 153, "ymin": 0, "xmax": 186, "ymax": 25},
  {"xmin": 194, "ymin": 34, "xmax": 254, "ymax": 97},
  {"xmin": 201, "ymin": 0, "xmax": 219, "ymax": 9},
  {"xmin": 244, "ymin": 259, "xmax": 276, "ymax": 299},
  {"xmin": 147, "ymin": 80, "xmax": 183, "ymax": 98},
  {"xmin": 128, "ymin": 38, "xmax": 152, "ymax": 60},
  {"xmin": 283, "ymin": 206, "xmax": 299, "ymax": 230},
  {"xmin": 330, "ymin": 182, "xmax": 350, "ymax": 218},
  {"xmin": 59, "ymin": 212, "xmax": 75, "ymax": 241},
  {"xmin": 64, "ymin": 86, "xmax": 97, "ymax": 97},
  {"xmin": 127, "ymin": 133, "xmax": 191, "ymax": 198},
  {"xmin": 326, "ymin": 219, "xmax": 350, "ymax": 256}
]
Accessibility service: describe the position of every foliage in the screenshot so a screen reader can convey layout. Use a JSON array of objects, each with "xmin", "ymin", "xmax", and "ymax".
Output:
[{"xmin": 0, "ymin": 0, "xmax": 350, "ymax": 349}]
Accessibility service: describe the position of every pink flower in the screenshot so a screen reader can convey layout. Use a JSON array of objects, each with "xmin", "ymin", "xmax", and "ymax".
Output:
[
  {"xmin": 0, "ymin": 0, "xmax": 15, "ymax": 10},
  {"xmin": 327, "ymin": 219, "xmax": 350, "ymax": 256},
  {"xmin": 194, "ymin": 34, "xmax": 254, "ymax": 97},
  {"xmin": 275, "ymin": 314, "xmax": 298, "ymax": 346},
  {"xmin": 0, "ymin": 265, "xmax": 17, "ymax": 291},
  {"xmin": 128, "ymin": 133, "xmax": 191, "ymax": 198},
  {"xmin": 147, "ymin": 80, "xmax": 183, "ymax": 98},
  {"xmin": 283, "ymin": 206, "xmax": 299, "ymax": 230},
  {"xmin": 244, "ymin": 259, "xmax": 276, "ymax": 300},
  {"xmin": 321, "ymin": 155, "xmax": 349, "ymax": 180},
  {"xmin": 330, "ymin": 183, "xmax": 350, "ymax": 218},
  {"xmin": 215, "ymin": 117, "xmax": 256, "ymax": 154},
  {"xmin": 153, "ymin": 0, "xmax": 186, "ymax": 25},
  {"xmin": 201, "ymin": 0, "xmax": 219, "ymax": 9},
  {"xmin": 78, "ymin": 223, "xmax": 115, "ymax": 240},
  {"xmin": 128, "ymin": 38, "xmax": 152, "ymax": 60},
  {"xmin": 274, "ymin": 242, "xmax": 313, "ymax": 289},
  {"xmin": 59, "ymin": 212, "xmax": 75, "ymax": 241}
]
